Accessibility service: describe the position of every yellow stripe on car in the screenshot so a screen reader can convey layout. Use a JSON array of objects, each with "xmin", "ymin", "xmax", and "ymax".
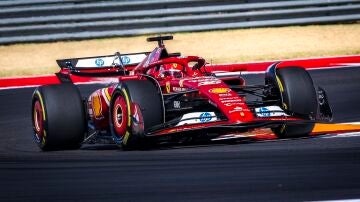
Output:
[
  {"xmin": 121, "ymin": 88, "xmax": 131, "ymax": 127},
  {"xmin": 276, "ymin": 75, "xmax": 284, "ymax": 93},
  {"xmin": 36, "ymin": 90, "xmax": 46, "ymax": 121},
  {"xmin": 105, "ymin": 88, "xmax": 111, "ymax": 102},
  {"xmin": 123, "ymin": 131, "xmax": 130, "ymax": 145}
]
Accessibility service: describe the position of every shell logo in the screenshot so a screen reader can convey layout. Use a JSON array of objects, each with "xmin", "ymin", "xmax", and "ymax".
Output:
[{"xmin": 209, "ymin": 88, "xmax": 230, "ymax": 94}]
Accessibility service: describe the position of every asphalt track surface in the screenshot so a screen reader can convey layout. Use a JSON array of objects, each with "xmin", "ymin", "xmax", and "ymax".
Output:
[{"xmin": 1, "ymin": 67, "xmax": 360, "ymax": 201}]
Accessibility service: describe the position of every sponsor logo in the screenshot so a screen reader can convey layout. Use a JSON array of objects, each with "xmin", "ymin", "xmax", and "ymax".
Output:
[
  {"xmin": 75, "ymin": 54, "xmax": 146, "ymax": 68},
  {"xmin": 199, "ymin": 80, "xmax": 221, "ymax": 86},
  {"xmin": 219, "ymin": 97, "xmax": 238, "ymax": 100},
  {"xmin": 259, "ymin": 107, "xmax": 270, "ymax": 117},
  {"xmin": 209, "ymin": 88, "xmax": 230, "ymax": 94},
  {"xmin": 255, "ymin": 106, "xmax": 288, "ymax": 117},
  {"xmin": 121, "ymin": 56, "xmax": 131, "ymax": 65},
  {"xmin": 180, "ymin": 77, "xmax": 221, "ymax": 86},
  {"xmin": 199, "ymin": 112, "xmax": 212, "ymax": 123},
  {"xmin": 166, "ymin": 81, "xmax": 171, "ymax": 93},
  {"xmin": 229, "ymin": 106, "xmax": 243, "ymax": 114},
  {"xmin": 95, "ymin": 58, "xmax": 105, "ymax": 67},
  {"xmin": 173, "ymin": 101, "xmax": 181, "ymax": 109},
  {"xmin": 221, "ymin": 99, "xmax": 242, "ymax": 103},
  {"xmin": 198, "ymin": 78, "xmax": 222, "ymax": 86},
  {"xmin": 218, "ymin": 93, "xmax": 232, "ymax": 97},
  {"xmin": 176, "ymin": 112, "xmax": 217, "ymax": 126},
  {"xmin": 173, "ymin": 87, "xmax": 187, "ymax": 92},
  {"xmin": 224, "ymin": 103, "xmax": 238, "ymax": 107},
  {"xmin": 188, "ymin": 77, "xmax": 218, "ymax": 83}
]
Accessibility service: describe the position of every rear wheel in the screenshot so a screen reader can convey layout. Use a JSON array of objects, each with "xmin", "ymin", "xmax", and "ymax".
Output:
[
  {"xmin": 31, "ymin": 84, "xmax": 86, "ymax": 150},
  {"xmin": 110, "ymin": 79, "xmax": 164, "ymax": 150},
  {"xmin": 266, "ymin": 66, "xmax": 318, "ymax": 138}
]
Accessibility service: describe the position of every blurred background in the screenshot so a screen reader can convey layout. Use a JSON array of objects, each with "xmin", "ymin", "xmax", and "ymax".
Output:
[{"xmin": 0, "ymin": 0, "xmax": 359, "ymax": 77}]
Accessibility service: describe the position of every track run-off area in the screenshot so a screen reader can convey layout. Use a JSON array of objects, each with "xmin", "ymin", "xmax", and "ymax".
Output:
[{"xmin": 1, "ymin": 66, "xmax": 360, "ymax": 201}]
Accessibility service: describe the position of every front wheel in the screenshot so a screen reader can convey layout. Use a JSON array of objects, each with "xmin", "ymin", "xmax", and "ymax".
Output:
[{"xmin": 266, "ymin": 66, "xmax": 318, "ymax": 138}]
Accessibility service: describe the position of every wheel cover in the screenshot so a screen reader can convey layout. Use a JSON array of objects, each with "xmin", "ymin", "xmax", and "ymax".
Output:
[
  {"xmin": 33, "ymin": 100, "xmax": 44, "ymax": 142},
  {"xmin": 112, "ymin": 95, "xmax": 128, "ymax": 138}
]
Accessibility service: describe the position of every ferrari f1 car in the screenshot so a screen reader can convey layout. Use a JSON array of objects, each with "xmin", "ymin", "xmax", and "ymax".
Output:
[{"xmin": 31, "ymin": 36, "xmax": 332, "ymax": 150}]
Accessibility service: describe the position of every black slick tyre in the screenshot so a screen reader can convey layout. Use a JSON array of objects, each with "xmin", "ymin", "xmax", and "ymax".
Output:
[
  {"xmin": 268, "ymin": 66, "xmax": 318, "ymax": 138},
  {"xmin": 110, "ymin": 79, "xmax": 164, "ymax": 150},
  {"xmin": 31, "ymin": 84, "xmax": 86, "ymax": 150}
]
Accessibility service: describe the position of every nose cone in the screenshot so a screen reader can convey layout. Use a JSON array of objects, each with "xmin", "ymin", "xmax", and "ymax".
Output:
[{"xmin": 199, "ymin": 83, "xmax": 254, "ymax": 123}]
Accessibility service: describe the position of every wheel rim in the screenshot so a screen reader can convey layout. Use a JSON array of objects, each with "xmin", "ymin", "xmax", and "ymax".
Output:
[
  {"xmin": 33, "ymin": 100, "xmax": 44, "ymax": 141},
  {"xmin": 112, "ymin": 95, "xmax": 128, "ymax": 138}
]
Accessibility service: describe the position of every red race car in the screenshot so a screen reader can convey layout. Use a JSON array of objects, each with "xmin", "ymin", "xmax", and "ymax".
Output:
[{"xmin": 31, "ymin": 36, "xmax": 332, "ymax": 150}]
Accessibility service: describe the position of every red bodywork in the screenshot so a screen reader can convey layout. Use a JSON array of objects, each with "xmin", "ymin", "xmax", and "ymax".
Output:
[
  {"xmin": 77, "ymin": 45, "xmax": 299, "ymax": 137},
  {"xmin": 44, "ymin": 38, "xmax": 359, "ymax": 139}
]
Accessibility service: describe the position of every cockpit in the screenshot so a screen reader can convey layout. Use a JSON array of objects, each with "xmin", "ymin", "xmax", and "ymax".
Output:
[
  {"xmin": 134, "ymin": 35, "xmax": 207, "ymax": 79},
  {"xmin": 147, "ymin": 63, "xmax": 185, "ymax": 79}
]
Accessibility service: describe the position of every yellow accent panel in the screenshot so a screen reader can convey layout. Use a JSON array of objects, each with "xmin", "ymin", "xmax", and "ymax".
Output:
[
  {"xmin": 36, "ymin": 91, "xmax": 46, "ymax": 121},
  {"xmin": 276, "ymin": 75, "xmax": 284, "ymax": 93},
  {"xmin": 92, "ymin": 93, "xmax": 102, "ymax": 118},
  {"xmin": 105, "ymin": 88, "xmax": 111, "ymax": 102},
  {"xmin": 313, "ymin": 123, "xmax": 360, "ymax": 133},
  {"xmin": 209, "ymin": 88, "xmax": 230, "ymax": 94}
]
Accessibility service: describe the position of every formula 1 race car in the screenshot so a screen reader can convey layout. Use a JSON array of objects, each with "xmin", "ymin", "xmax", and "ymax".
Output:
[{"xmin": 31, "ymin": 35, "xmax": 332, "ymax": 150}]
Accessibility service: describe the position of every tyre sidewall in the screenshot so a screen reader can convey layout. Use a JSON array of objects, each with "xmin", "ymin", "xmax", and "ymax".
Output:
[
  {"xmin": 110, "ymin": 80, "xmax": 164, "ymax": 149},
  {"xmin": 31, "ymin": 84, "xmax": 85, "ymax": 150},
  {"xmin": 273, "ymin": 66, "xmax": 318, "ymax": 138}
]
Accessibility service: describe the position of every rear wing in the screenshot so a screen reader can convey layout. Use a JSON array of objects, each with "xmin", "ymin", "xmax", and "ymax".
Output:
[{"xmin": 56, "ymin": 52, "xmax": 149, "ymax": 70}]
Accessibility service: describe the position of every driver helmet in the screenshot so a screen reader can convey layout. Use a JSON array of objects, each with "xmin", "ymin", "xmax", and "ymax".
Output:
[{"xmin": 159, "ymin": 63, "xmax": 184, "ymax": 78}]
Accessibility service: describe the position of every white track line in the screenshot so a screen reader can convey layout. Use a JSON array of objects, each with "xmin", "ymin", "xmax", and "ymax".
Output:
[
  {"xmin": 337, "ymin": 122, "xmax": 360, "ymax": 125},
  {"xmin": 1, "ymin": 64, "xmax": 359, "ymax": 90},
  {"xmin": 321, "ymin": 131, "xmax": 360, "ymax": 139},
  {"xmin": 309, "ymin": 199, "xmax": 360, "ymax": 202}
]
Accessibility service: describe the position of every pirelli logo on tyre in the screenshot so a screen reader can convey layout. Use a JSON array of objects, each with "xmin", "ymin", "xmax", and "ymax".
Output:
[{"xmin": 209, "ymin": 88, "xmax": 230, "ymax": 94}]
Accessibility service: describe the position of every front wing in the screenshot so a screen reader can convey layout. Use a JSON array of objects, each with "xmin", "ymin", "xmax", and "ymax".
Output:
[{"xmin": 146, "ymin": 118, "xmax": 312, "ymax": 137}]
